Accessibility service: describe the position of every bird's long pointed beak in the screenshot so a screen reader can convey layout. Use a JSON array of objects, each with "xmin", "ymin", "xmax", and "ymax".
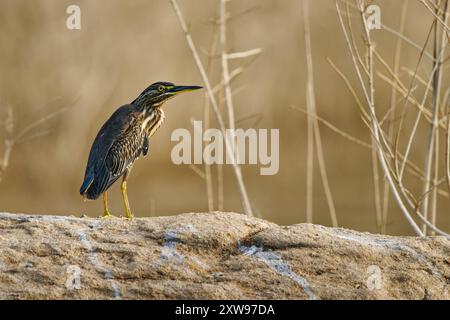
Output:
[{"xmin": 167, "ymin": 85, "xmax": 203, "ymax": 95}]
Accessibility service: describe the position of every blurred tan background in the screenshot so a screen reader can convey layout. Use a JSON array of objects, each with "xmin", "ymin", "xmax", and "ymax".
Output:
[{"xmin": 0, "ymin": 0, "xmax": 449, "ymax": 236}]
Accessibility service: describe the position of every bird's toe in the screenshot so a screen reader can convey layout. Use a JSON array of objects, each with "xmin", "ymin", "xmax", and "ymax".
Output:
[
  {"xmin": 100, "ymin": 211, "xmax": 116, "ymax": 219},
  {"xmin": 123, "ymin": 211, "xmax": 134, "ymax": 220}
]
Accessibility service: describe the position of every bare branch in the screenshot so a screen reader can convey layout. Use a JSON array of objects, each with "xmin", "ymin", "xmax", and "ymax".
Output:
[
  {"xmin": 226, "ymin": 48, "xmax": 263, "ymax": 60},
  {"xmin": 170, "ymin": 0, "xmax": 253, "ymax": 216},
  {"xmin": 303, "ymin": 0, "xmax": 338, "ymax": 227}
]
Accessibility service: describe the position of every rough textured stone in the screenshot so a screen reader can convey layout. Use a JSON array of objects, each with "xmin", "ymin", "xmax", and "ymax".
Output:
[{"xmin": 0, "ymin": 212, "xmax": 448, "ymax": 299}]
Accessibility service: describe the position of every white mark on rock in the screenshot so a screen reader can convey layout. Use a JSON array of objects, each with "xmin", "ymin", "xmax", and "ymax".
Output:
[
  {"xmin": 0, "ymin": 257, "xmax": 5, "ymax": 272},
  {"xmin": 329, "ymin": 229, "xmax": 403, "ymax": 250},
  {"xmin": 161, "ymin": 224, "xmax": 209, "ymax": 270},
  {"xmin": 0, "ymin": 212, "xmax": 98, "ymax": 224},
  {"xmin": 77, "ymin": 223, "xmax": 121, "ymax": 299},
  {"xmin": 161, "ymin": 224, "xmax": 197, "ymax": 263},
  {"xmin": 329, "ymin": 229, "xmax": 442, "ymax": 278},
  {"xmin": 65, "ymin": 265, "xmax": 81, "ymax": 290},
  {"xmin": 189, "ymin": 256, "xmax": 210, "ymax": 270},
  {"xmin": 90, "ymin": 219, "xmax": 101, "ymax": 229},
  {"xmin": 0, "ymin": 212, "xmax": 123, "ymax": 296},
  {"xmin": 161, "ymin": 230, "xmax": 185, "ymax": 264},
  {"xmin": 240, "ymin": 245, "xmax": 317, "ymax": 300},
  {"xmin": 0, "ymin": 213, "xmax": 64, "ymax": 223}
]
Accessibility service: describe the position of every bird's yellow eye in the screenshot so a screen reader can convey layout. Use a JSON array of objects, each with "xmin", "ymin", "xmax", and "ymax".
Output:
[{"xmin": 158, "ymin": 85, "xmax": 165, "ymax": 93}]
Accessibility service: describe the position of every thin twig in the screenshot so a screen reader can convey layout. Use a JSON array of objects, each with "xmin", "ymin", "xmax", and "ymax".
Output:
[
  {"xmin": 422, "ymin": 0, "xmax": 448, "ymax": 234},
  {"xmin": 337, "ymin": 0, "xmax": 423, "ymax": 235},
  {"xmin": 399, "ymin": 37, "xmax": 445, "ymax": 181},
  {"xmin": 419, "ymin": 0, "xmax": 450, "ymax": 33},
  {"xmin": 170, "ymin": 0, "xmax": 253, "ymax": 216},
  {"xmin": 1, "ymin": 105, "xmax": 69, "ymax": 183},
  {"xmin": 0, "ymin": 107, "xmax": 14, "ymax": 183},
  {"xmin": 303, "ymin": 0, "xmax": 338, "ymax": 227},
  {"xmin": 290, "ymin": 106, "xmax": 372, "ymax": 148},
  {"xmin": 189, "ymin": 164, "xmax": 206, "ymax": 179},
  {"xmin": 381, "ymin": 24, "xmax": 435, "ymax": 61},
  {"xmin": 445, "ymin": 97, "xmax": 450, "ymax": 199},
  {"xmin": 305, "ymin": 3, "xmax": 314, "ymax": 223},
  {"xmin": 227, "ymin": 48, "xmax": 263, "ymax": 60},
  {"xmin": 202, "ymin": 15, "xmax": 220, "ymax": 212},
  {"xmin": 382, "ymin": 0, "xmax": 409, "ymax": 234}
]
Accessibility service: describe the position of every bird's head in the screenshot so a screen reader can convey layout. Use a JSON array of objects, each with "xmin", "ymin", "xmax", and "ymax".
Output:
[{"xmin": 132, "ymin": 82, "xmax": 202, "ymax": 108}]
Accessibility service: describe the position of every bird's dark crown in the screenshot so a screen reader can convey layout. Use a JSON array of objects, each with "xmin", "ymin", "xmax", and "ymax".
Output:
[{"xmin": 131, "ymin": 81, "xmax": 202, "ymax": 108}]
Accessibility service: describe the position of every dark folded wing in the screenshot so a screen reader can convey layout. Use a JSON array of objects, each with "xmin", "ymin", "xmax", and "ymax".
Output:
[{"xmin": 80, "ymin": 104, "xmax": 141, "ymax": 199}]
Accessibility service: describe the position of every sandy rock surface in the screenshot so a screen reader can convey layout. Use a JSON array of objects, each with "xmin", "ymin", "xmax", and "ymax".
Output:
[{"xmin": 0, "ymin": 211, "xmax": 448, "ymax": 299}]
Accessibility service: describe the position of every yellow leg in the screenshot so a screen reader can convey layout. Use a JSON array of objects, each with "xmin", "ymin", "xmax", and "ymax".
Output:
[
  {"xmin": 101, "ymin": 192, "xmax": 115, "ymax": 218},
  {"xmin": 121, "ymin": 178, "xmax": 134, "ymax": 219}
]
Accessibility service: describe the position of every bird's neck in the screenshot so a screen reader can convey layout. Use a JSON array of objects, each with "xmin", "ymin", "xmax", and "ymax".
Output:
[
  {"xmin": 133, "ymin": 98, "xmax": 163, "ymax": 112},
  {"xmin": 141, "ymin": 105, "xmax": 165, "ymax": 137}
]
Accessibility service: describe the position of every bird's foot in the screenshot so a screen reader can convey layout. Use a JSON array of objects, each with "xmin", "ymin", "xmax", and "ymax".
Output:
[
  {"xmin": 123, "ymin": 210, "xmax": 134, "ymax": 220},
  {"xmin": 101, "ymin": 211, "xmax": 116, "ymax": 219}
]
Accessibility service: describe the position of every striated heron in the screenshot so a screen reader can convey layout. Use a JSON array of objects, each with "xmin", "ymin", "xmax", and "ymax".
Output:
[{"xmin": 80, "ymin": 82, "xmax": 202, "ymax": 219}]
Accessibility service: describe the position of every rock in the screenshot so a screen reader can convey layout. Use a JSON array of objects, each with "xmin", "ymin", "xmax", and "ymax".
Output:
[{"xmin": 0, "ymin": 211, "xmax": 448, "ymax": 299}]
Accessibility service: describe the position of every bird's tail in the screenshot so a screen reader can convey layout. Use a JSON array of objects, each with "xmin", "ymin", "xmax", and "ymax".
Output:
[{"xmin": 79, "ymin": 173, "xmax": 94, "ymax": 198}]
